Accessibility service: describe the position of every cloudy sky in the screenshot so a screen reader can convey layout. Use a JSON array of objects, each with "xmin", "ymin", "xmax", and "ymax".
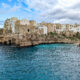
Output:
[{"xmin": 0, "ymin": 0, "xmax": 80, "ymax": 24}]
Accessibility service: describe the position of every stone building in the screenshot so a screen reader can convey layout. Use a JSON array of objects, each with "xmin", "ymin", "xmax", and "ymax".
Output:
[
  {"xmin": 3, "ymin": 17, "xmax": 18, "ymax": 34},
  {"xmin": 15, "ymin": 20, "xmax": 41, "ymax": 36},
  {"xmin": 10, "ymin": 17, "xmax": 18, "ymax": 33},
  {"xmin": 3, "ymin": 18, "xmax": 47, "ymax": 37},
  {"xmin": 20, "ymin": 19, "xmax": 30, "ymax": 25},
  {"xmin": 47, "ymin": 23, "xmax": 55, "ymax": 33},
  {"xmin": 4, "ymin": 19, "xmax": 12, "ymax": 34},
  {"xmin": 3, "ymin": 17, "xmax": 80, "ymax": 37},
  {"xmin": 41, "ymin": 22, "xmax": 55, "ymax": 33},
  {"xmin": 38, "ymin": 24, "xmax": 47, "ymax": 34},
  {"xmin": 0, "ymin": 28, "xmax": 3, "ymax": 35},
  {"xmin": 54, "ymin": 24, "xmax": 62, "ymax": 33},
  {"xmin": 30, "ymin": 20, "xmax": 38, "ymax": 27}
]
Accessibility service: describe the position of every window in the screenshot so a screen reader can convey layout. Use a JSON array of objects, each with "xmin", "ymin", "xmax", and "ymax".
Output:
[{"xmin": 27, "ymin": 29, "xmax": 30, "ymax": 32}]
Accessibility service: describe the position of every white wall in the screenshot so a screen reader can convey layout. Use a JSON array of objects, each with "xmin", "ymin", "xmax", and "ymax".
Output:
[
  {"xmin": 69, "ymin": 26, "xmax": 80, "ymax": 32},
  {"xmin": 55, "ymin": 24, "xmax": 66, "ymax": 32},
  {"xmin": 11, "ymin": 21, "xmax": 15, "ymax": 33},
  {"xmin": 39, "ymin": 26, "xmax": 47, "ymax": 34}
]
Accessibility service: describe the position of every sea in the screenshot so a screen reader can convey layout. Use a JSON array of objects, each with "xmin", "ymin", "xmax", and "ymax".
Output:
[{"xmin": 0, "ymin": 44, "xmax": 80, "ymax": 80}]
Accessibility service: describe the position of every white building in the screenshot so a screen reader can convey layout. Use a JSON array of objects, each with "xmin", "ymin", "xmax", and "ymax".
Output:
[
  {"xmin": 55, "ymin": 24, "xmax": 66, "ymax": 33},
  {"xmin": 69, "ymin": 25, "xmax": 80, "ymax": 33},
  {"xmin": 54, "ymin": 24, "xmax": 80, "ymax": 33},
  {"xmin": 10, "ymin": 17, "xmax": 18, "ymax": 33},
  {"xmin": 38, "ymin": 24, "xmax": 47, "ymax": 34}
]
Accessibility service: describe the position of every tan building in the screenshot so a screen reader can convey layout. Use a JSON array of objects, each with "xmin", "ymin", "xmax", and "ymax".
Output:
[
  {"xmin": 38, "ymin": 24, "xmax": 48, "ymax": 34},
  {"xmin": 47, "ymin": 23, "xmax": 55, "ymax": 33},
  {"xmin": 41, "ymin": 22, "xmax": 55, "ymax": 33},
  {"xmin": 0, "ymin": 28, "xmax": 3, "ymax": 35},
  {"xmin": 15, "ymin": 20, "xmax": 41, "ymax": 36},
  {"xmin": 30, "ymin": 20, "xmax": 38, "ymax": 27},
  {"xmin": 20, "ymin": 19, "xmax": 30, "ymax": 25},
  {"xmin": 4, "ymin": 19, "xmax": 12, "ymax": 34},
  {"xmin": 54, "ymin": 24, "xmax": 62, "ymax": 33},
  {"xmin": 3, "ymin": 17, "xmax": 18, "ymax": 34},
  {"xmin": 10, "ymin": 17, "xmax": 18, "ymax": 33}
]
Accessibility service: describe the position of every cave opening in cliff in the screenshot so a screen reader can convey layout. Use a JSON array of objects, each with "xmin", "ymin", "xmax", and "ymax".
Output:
[
  {"xmin": 4, "ymin": 41, "xmax": 7, "ymax": 45},
  {"xmin": 8, "ymin": 40, "xmax": 11, "ymax": 45}
]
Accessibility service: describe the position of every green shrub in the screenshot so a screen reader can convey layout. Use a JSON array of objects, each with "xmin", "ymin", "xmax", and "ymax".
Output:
[
  {"xmin": 48, "ymin": 32, "xmax": 57, "ymax": 36},
  {"xmin": 75, "ymin": 32, "xmax": 80, "ymax": 39}
]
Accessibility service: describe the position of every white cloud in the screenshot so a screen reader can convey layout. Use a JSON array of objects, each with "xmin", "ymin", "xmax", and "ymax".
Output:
[
  {"xmin": 19, "ymin": 0, "xmax": 80, "ymax": 24},
  {"xmin": 1, "ymin": 0, "xmax": 80, "ymax": 24},
  {"xmin": 58, "ymin": 0, "xmax": 79, "ymax": 8},
  {"xmin": 2, "ymin": 3, "xmax": 10, "ymax": 8},
  {"xmin": 9, "ymin": 5, "xmax": 21, "ymax": 12},
  {"xmin": 24, "ymin": 0, "xmax": 56, "ymax": 11},
  {"xmin": 0, "ymin": 4, "xmax": 21, "ymax": 14}
]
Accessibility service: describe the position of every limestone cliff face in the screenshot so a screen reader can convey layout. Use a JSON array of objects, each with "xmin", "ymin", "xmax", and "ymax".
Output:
[
  {"xmin": 0, "ymin": 29, "xmax": 3, "ymax": 35},
  {"xmin": 3, "ymin": 17, "xmax": 18, "ymax": 34},
  {"xmin": 1, "ymin": 18, "xmax": 80, "ymax": 47},
  {"xmin": 0, "ymin": 31, "xmax": 80, "ymax": 47},
  {"xmin": 4, "ymin": 19, "xmax": 12, "ymax": 34}
]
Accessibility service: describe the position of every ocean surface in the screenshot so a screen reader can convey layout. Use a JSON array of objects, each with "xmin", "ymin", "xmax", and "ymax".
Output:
[{"xmin": 0, "ymin": 44, "xmax": 80, "ymax": 80}]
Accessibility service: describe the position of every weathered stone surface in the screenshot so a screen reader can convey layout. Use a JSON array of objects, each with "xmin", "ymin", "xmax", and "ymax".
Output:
[{"xmin": 0, "ymin": 17, "xmax": 80, "ymax": 47}]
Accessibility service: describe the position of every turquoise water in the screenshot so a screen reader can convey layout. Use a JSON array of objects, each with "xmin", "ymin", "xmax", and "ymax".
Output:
[{"xmin": 0, "ymin": 44, "xmax": 80, "ymax": 80}]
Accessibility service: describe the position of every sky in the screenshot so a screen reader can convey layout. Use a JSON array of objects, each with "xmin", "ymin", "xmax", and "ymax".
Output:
[{"xmin": 0, "ymin": 0, "xmax": 80, "ymax": 25}]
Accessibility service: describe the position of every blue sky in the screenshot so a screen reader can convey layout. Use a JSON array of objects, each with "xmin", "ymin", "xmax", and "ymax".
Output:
[
  {"xmin": 0, "ymin": 0, "xmax": 80, "ymax": 24},
  {"xmin": 0, "ymin": 0, "xmax": 41, "ymax": 22}
]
